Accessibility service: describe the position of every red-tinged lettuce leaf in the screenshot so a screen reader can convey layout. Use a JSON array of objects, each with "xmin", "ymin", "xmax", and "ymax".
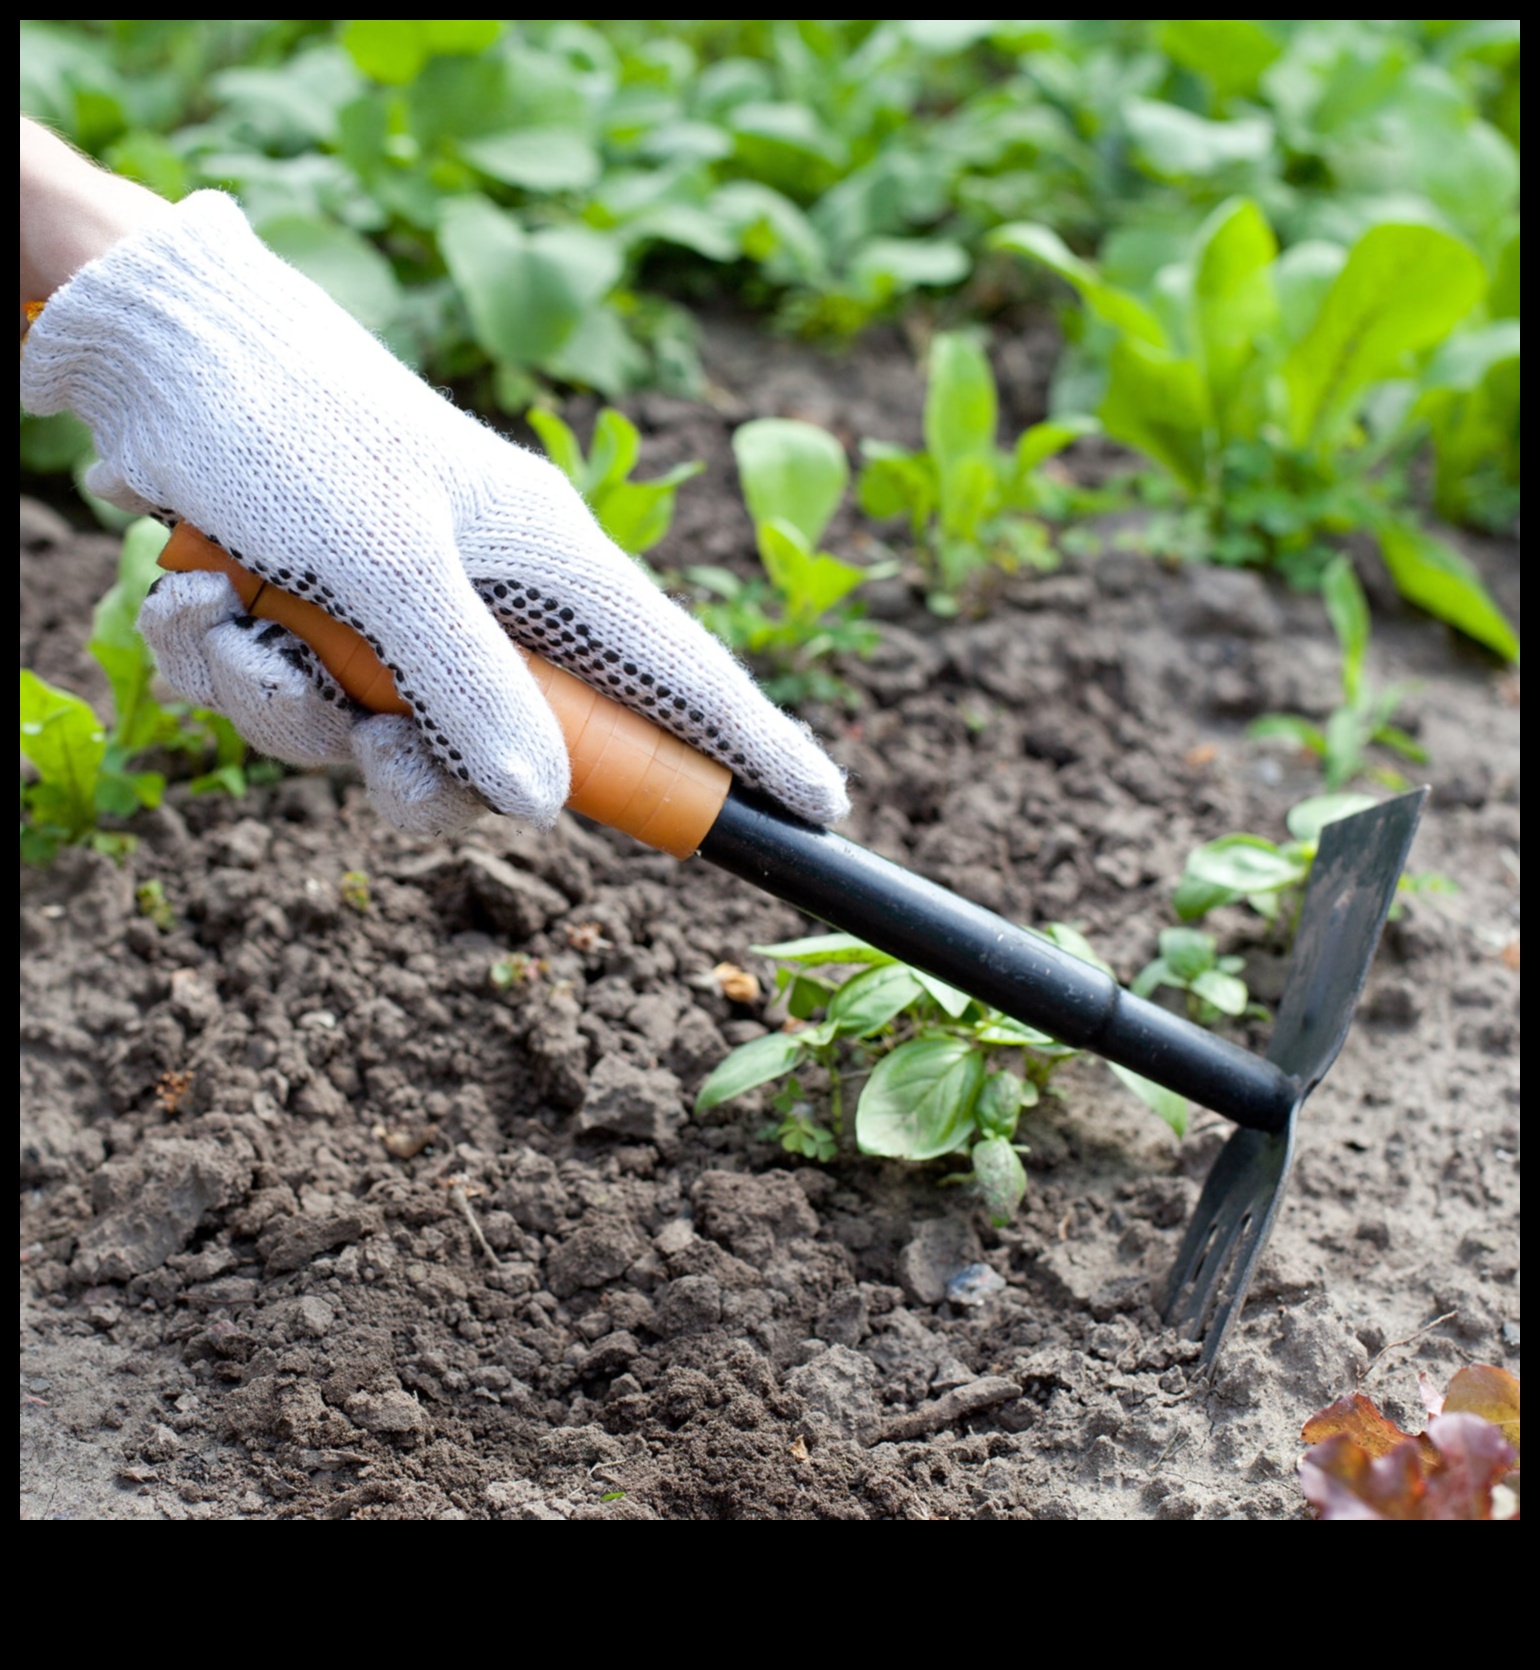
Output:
[
  {"xmin": 1419, "ymin": 1414, "xmax": 1517, "ymax": 1520},
  {"xmin": 1442, "ymin": 1365, "xmax": 1520, "ymax": 1465},
  {"xmin": 1301, "ymin": 1392, "xmax": 1436, "ymax": 1462},
  {"xmin": 1300, "ymin": 1433, "xmax": 1431, "ymax": 1519}
]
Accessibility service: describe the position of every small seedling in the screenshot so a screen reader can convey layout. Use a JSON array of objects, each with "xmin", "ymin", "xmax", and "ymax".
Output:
[
  {"xmin": 134, "ymin": 879, "xmax": 176, "ymax": 931},
  {"xmin": 528, "ymin": 405, "xmax": 702, "ymax": 558},
  {"xmin": 490, "ymin": 951, "xmax": 546, "ymax": 989},
  {"xmin": 20, "ymin": 519, "xmax": 251, "ymax": 864},
  {"xmin": 340, "ymin": 870, "xmax": 371, "ymax": 913},
  {"xmin": 1173, "ymin": 792, "xmax": 1452, "ymax": 929},
  {"xmin": 1132, "ymin": 926, "xmax": 1261, "ymax": 1025},
  {"xmin": 689, "ymin": 418, "xmax": 896, "ymax": 706},
  {"xmin": 857, "ymin": 330, "xmax": 1095, "ymax": 613},
  {"xmin": 696, "ymin": 926, "xmax": 1189, "ymax": 1225},
  {"xmin": 1250, "ymin": 555, "xmax": 1427, "ymax": 791}
]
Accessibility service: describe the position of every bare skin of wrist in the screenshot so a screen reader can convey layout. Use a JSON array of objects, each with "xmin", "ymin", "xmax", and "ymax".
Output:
[{"xmin": 20, "ymin": 116, "xmax": 171, "ymax": 336}]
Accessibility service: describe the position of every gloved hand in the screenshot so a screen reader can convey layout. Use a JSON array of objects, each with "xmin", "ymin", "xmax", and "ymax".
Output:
[{"xmin": 19, "ymin": 190, "xmax": 850, "ymax": 836}]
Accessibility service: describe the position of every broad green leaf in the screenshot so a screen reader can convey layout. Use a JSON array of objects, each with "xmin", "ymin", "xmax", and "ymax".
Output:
[
  {"xmin": 1099, "ymin": 337, "xmax": 1209, "ymax": 495},
  {"xmin": 541, "ymin": 304, "xmax": 648, "ymax": 399},
  {"xmin": 857, "ymin": 443, "xmax": 937, "ymax": 533},
  {"xmin": 975, "ymin": 1072, "xmax": 1026, "ymax": 1141},
  {"xmin": 1490, "ymin": 232, "xmax": 1519, "ymax": 321},
  {"xmin": 526, "ymin": 409, "xmax": 585, "ymax": 487},
  {"xmin": 1172, "ymin": 874, "xmax": 1241, "ymax": 922},
  {"xmin": 694, "ymin": 1031, "xmax": 806, "ymax": 1113},
  {"xmin": 925, "ymin": 332, "xmax": 997, "ymax": 469},
  {"xmin": 1159, "ymin": 928, "xmax": 1218, "ymax": 983},
  {"xmin": 1375, "ymin": 515, "xmax": 1519, "ymax": 662},
  {"xmin": 751, "ymin": 932, "xmax": 890, "ymax": 966},
  {"xmin": 1036, "ymin": 922, "xmax": 1113, "ymax": 976},
  {"xmin": 258, "ymin": 214, "xmax": 401, "ymax": 333},
  {"xmin": 989, "ymin": 222, "xmax": 1167, "ymax": 348},
  {"xmin": 1125, "ymin": 100, "xmax": 1273, "ymax": 181},
  {"xmin": 710, "ymin": 181, "xmax": 827, "ymax": 285},
  {"xmin": 1185, "ymin": 835, "xmax": 1306, "ymax": 894},
  {"xmin": 441, "ymin": 198, "xmax": 621, "ymax": 369},
  {"xmin": 20, "ymin": 412, "xmax": 94, "ymax": 475},
  {"xmin": 973, "ymin": 1016, "xmax": 1066, "ymax": 1052},
  {"xmin": 971, "ymin": 1134, "xmax": 1027, "ymax": 1226},
  {"xmin": 827, "ymin": 963, "xmax": 925, "ymax": 1037},
  {"xmin": 1159, "ymin": 20, "xmax": 1281, "ymax": 103},
  {"xmin": 856, "ymin": 1036, "xmax": 983, "ymax": 1160},
  {"xmin": 595, "ymin": 467, "xmax": 703, "ymax": 558},
  {"xmin": 1108, "ymin": 1062, "xmax": 1188, "ymax": 1137},
  {"xmin": 585, "ymin": 408, "xmax": 641, "ymax": 495},
  {"xmin": 1283, "ymin": 224, "xmax": 1488, "ymax": 446},
  {"xmin": 343, "ymin": 19, "xmax": 501, "ymax": 85},
  {"xmin": 1422, "ymin": 321, "xmax": 1522, "ymax": 395},
  {"xmin": 847, "ymin": 237, "xmax": 969, "ymax": 304},
  {"xmin": 20, "ymin": 670, "xmax": 106, "ymax": 835},
  {"xmin": 1284, "ymin": 793, "xmax": 1377, "ymax": 844},
  {"xmin": 1274, "ymin": 240, "xmax": 1348, "ymax": 346},
  {"xmin": 912, "ymin": 970, "xmax": 974, "ymax": 1019},
  {"xmin": 461, "ymin": 127, "xmax": 601, "ymax": 194},
  {"xmin": 755, "ymin": 518, "xmax": 814, "ymax": 601},
  {"xmin": 733, "ymin": 418, "xmax": 848, "ymax": 549},
  {"xmin": 938, "ymin": 455, "xmax": 998, "ymax": 543},
  {"xmin": 1013, "ymin": 415, "xmax": 1097, "ymax": 478},
  {"xmin": 1192, "ymin": 198, "xmax": 1278, "ymax": 440},
  {"xmin": 1191, "ymin": 968, "xmax": 1249, "ymax": 1017},
  {"xmin": 1249, "ymin": 714, "xmax": 1327, "ymax": 753}
]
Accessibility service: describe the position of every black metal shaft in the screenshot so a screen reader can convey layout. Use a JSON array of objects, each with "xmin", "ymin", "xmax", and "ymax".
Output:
[{"xmin": 699, "ymin": 790, "xmax": 1298, "ymax": 1133}]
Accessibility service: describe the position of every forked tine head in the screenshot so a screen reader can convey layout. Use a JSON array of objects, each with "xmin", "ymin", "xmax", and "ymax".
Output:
[{"xmin": 1161, "ymin": 1124, "xmax": 1298, "ymax": 1369}]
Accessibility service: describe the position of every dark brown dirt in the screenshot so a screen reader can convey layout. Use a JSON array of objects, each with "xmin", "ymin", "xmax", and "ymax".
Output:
[{"xmin": 20, "ymin": 319, "xmax": 1520, "ymax": 1519}]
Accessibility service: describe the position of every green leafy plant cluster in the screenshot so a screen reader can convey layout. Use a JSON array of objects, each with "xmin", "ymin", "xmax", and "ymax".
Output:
[
  {"xmin": 696, "ymin": 928, "xmax": 1189, "ymax": 1225},
  {"xmin": 21, "ymin": 21, "xmax": 1517, "ymax": 415},
  {"xmin": 1171, "ymin": 792, "xmax": 1452, "ymax": 930},
  {"xmin": 993, "ymin": 203, "xmax": 1520, "ymax": 659},
  {"xmin": 687, "ymin": 419, "xmax": 896, "ymax": 706},
  {"xmin": 858, "ymin": 331, "xmax": 1095, "ymax": 612},
  {"xmin": 1250, "ymin": 554, "xmax": 1427, "ymax": 792},
  {"xmin": 20, "ymin": 519, "xmax": 247, "ymax": 864}
]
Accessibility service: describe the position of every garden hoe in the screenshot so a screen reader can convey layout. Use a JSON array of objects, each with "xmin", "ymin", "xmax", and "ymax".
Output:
[{"xmin": 161, "ymin": 523, "xmax": 1427, "ymax": 1369}]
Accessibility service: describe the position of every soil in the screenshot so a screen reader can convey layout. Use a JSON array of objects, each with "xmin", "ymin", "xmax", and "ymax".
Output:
[{"xmin": 20, "ymin": 317, "xmax": 1520, "ymax": 1520}]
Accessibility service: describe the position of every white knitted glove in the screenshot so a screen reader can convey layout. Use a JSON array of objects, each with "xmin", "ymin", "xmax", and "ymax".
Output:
[{"xmin": 20, "ymin": 190, "xmax": 850, "ymax": 835}]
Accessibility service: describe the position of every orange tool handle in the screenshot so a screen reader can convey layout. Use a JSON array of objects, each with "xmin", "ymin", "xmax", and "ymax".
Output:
[{"xmin": 158, "ymin": 522, "xmax": 731, "ymax": 860}]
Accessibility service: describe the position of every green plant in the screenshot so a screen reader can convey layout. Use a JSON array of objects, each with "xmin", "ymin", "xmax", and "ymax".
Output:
[
  {"xmin": 1171, "ymin": 792, "xmax": 1453, "ymax": 929},
  {"xmin": 1132, "ymin": 927, "xmax": 1261, "ymax": 1026},
  {"xmin": 858, "ymin": 331, "xmax": 1096, "ymax": 612},
  {"xmin": 20, "ymin": 519, "xmax": 249, "ymax": 864},
  {"xmin": 688, "ymin": 418, "xmax": 894, "ymax": 706},
  {"xmin": 339, "ymin": 870, "xmax": 371, "ymax": 914},
  {"xmin": 1250, "ymin": 554, "xmax": 1427, "ymax": 791},
  {"xmin": 695, "ymin": 928, "xmax": 1189, "ymax": 1225},
  {"xmin": 992, "ymin": 204, "xmax": 1519, "ymax": 661},
  {"xmin": 527, "ymin": 405, "xmax": 702, "ymax": 557}
]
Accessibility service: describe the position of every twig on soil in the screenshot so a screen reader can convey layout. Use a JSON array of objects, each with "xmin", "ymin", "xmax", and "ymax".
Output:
[
  {"xmin": 1357, "ymin": 1311, "xmax": 1457, "ymax": 1387},
  {"xmin": 442, "ymin": 1175, "xmax": 502, "ymax": 1267}
]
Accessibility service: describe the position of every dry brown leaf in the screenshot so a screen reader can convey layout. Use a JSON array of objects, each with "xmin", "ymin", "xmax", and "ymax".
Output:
[
  {"xmin": 1184, "ymin": 743, "xmax": 1218, "ymax": 770},
  {"xmin": 564, "ymin": 921, "xmax": 612, "ymax": 953},
  {"xmin": 1500, "ymin": 937, "xmax": 1520, "ymax": 972},
  {"xmin": 1302, "ymin": 1392, "xmax": 1435, "ymax": 1461},
  {"xmin": 713, "ymin": 962, "xmax": 762, "ymax": 1004},
  {"xmin": 789, "ymin": 1435, "xmax": 809, "ymax": 1461}
]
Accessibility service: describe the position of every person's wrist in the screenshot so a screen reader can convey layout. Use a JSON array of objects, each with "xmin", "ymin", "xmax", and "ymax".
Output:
[{"xmin": 20, "ymin": 118, "xmax": 171, "ymax": 328}]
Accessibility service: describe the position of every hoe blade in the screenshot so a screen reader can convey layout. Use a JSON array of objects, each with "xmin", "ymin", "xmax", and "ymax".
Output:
[{"xmin": 1164, "ymin": 788, "xmax": 1427, "ymax": 1367}]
